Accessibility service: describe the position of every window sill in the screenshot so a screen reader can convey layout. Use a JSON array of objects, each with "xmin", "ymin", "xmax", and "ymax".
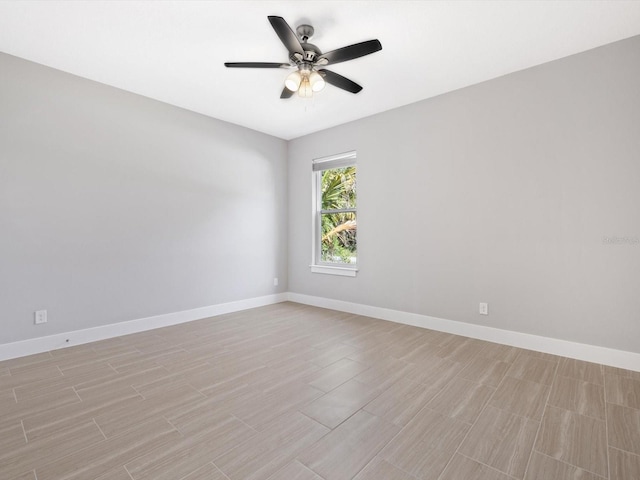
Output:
[{"xmin": 310, "ymin": 265, "xmax": 358, "ymax": 277}]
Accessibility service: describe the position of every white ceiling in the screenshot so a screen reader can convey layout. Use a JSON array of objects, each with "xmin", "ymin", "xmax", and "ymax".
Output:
[{"xmin": 1, "ymin": 1, "xmax": 639, "ymax": 140}]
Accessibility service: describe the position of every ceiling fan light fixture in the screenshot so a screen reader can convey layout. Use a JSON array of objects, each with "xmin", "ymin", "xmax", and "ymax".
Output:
[
  {"xmin": 284, "ymin": 71, "xmax": 302, "ymax": 91},
  {"xmin": 309, "ymin": 71, "xmax": 325, "ymax": 92},
  {"xmin": 298, "ymin": 76, "xmax": 313, "ymax": 98}
]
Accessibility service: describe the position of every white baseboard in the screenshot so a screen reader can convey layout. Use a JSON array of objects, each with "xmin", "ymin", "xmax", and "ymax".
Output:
[
  {"xmin": 287, "ymin": 292, "xmax": 640, "ymax": 372},
  {"xmin": 4, "ymin": 291, "xmax": 639, "ymax": 372},
  {"xmin": 0, "ymin": 293, "xmax": 288, "ymax": 362}
]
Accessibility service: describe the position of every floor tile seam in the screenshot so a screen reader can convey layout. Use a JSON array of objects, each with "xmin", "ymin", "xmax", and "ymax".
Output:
[
  {"xmin": 556, "ymin": 360, "xmax": 605, "ymax": 385},
  {"xmin": 362, "ymin": 453, "xmax": 421, "ymax": 480},
  {"xmin": 608, "ymin": 445, "xmax": 640, "ymax": 459},
  {"xmin": 295, "ymin": 444, "xmax": 340, "ymax": 478},
  {"xmin": 605, "ymin": 399, "xmax": 640, "ymax": 412},
  {"xmin": 74, "ymin": 421, "xmax": 183, "ymax": 480},
  {"xmin": 123, "ymin": 463, "xmax": 135, "ymax": 480},
  {"xmin": 100, "ymin": 415, "xmax": 182, "ymax": 446},
  {"xmin": 7, "ymin": 363, "xmax": 55, "ymax": 378},
  {"xmin": 606, "ymin": 435, "xmax": 640, "ymax": 457},
  {"xmin": 294, "ymin": 404, "xmax": 351, "ymax": 432},
  {"xmin": 309, "ymin": 356, "xmax": 345, "ymax": 369},
  {"xmin": 191, "ymin": 384, "xmax": 209, "ymax": 400},
  {"xmin": 604, "ymin": 372, "xmax": 611, "ymax": 479},
  {"xmin": 20, "ymin": 419, "xmax": 28, "ymax": 444},
  {"xmin": 523, "ymin": 361, "xmax": 560, "ymax": 478},
  {"xmin": 602, "ymin": 368, "xmax": 611, "ymax": 478},
  {"xmin": 209, "ymin": 461, "xmax": 232, "ymax": 480},
  {"xmin": 435, "ymin": 357, "xmax": 523, "ymax": 480},
  {"xmin": 544, "ymin": 402, "xmax": 607, "ymax": 423},
  {"xmin": 106, "ymin": 362, "xmax": 120, "ymax": 374},
  {"xmin": 92, "ymin": 418, "xmax": 108, "ymax": 440},
  {"xmin": 456, "ymin": 451, "xmax": 520, "ymax": 479},
  {"xmin": 130, "ymin": 384, "xmax": 147, "ymax": 400},
  {"xmin": 307, "ymin": 368, "xmax": 369, "ymax": 394},
  {"xmin": 512, "ymin": 359, "xmax": 558, "ymax": 480},
  {"xmin": 26, "ymin": 427, "xmax": 114, "ymax": 480},
  {"xmin": 604, "ymin": 371, "xmax": 640, "ymax": 382},
  {"xmin": 528, "ymin": 364, "xmax": 614, "ymax": 479},
  {"xmin": 176, "ymin": 462, "xmax": 232, "ymax": 480},
  {"xmin": 531, "ymin": 450, "xmax": 609, "ymax": 479},
  {"xmin": 555, "ymin": 372, "xmax": 606, "ymax": 388},
  {"xmin": 379, "ymin": 356, "xmax": 470, "ymax": 443},
  {"xmin": 125, "ymin": 430, "xmax": 238, "ymax": 480},
  {"xmin": 135, "ymin": 379, "xmax": 210, "ymax": 400},
  {"xmin": 111, "ymin": 361, "xmax": 160, "ymax": 375},
  {"xmin": 0, "ymin": 355, "xmax": 51, "ymax": 372},
  {"xmin": 484, "ymin": 401, "xmax": 543, "ymax": 423},
  {"xmin": 365, "ymin": 387, "xmax": 438, "ymax": 438},
  {"xmin": 71, "ymin": 386, "xmax": 83, "ymax": 403},
  {"xmin": 604, "ymin": 402, "xmax": 640, "ymax": 456},
  {"xmin": 306, "ymin": 372, "xmax": 393, "ymax": 427},
  {"xmin": 558, "ymin": 375, "xmax": 605, "ymax": 387},
  {"xmin": 475, "ymin": 352, "xmax": 518, "ymax": 364},
  {"xmin": 504, "ymin": 372, "xmax": 554, "ymax": 388},
  {"xmin": 215, "ymin": 407, "xmax": 333, "ymax": 461},
  {"xmin": 73, "ymin": 368, "xmax": 169, "ymax": 397},
  {"xmin": 455, "ymin": 370, "xmax": 504, "ymax": 389},
  {"xmin": 335, "ymin": 440, "xmax": 418, "ymax": 480},
  {"xmin": 14, "ymin": 381, "xmax": 89, "ymax": 404},
  {"xmin": 451, "ymin": 365, "xmax": 502, "ymax": 390},
  {"xmin": 229, "ymin": 413, "xmax": 260, "ymax": 433},
  {"xmin": 163, "ymin": 415, "xmax": 185, "ymax": 437},
  {"xmin": 510, "ymin": 351, "xmax": 534, "ymax": 364},
  {"xmin": 354, "ymin": 369, "xmax": 410, "ymax": 396},
  {"xmin": 5, "ymin": 418, "xmax": 91, "ymax": 460},
  {"xmin": 292, "ymin": 460, "xmax": 328, "ymax": 480},
  {"xmin": 100, "ymin": 392, "xmax": 208, "ymax": 434},
  {"xmin": 295, "ymin": 409, "xmax": 400, "ymax": 480}
]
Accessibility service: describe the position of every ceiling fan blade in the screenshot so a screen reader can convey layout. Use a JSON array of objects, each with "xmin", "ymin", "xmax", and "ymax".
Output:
[
  {"xmin": 224, "ymin": 62, "xmax": 290, "ymax": 68},
  {"xmin": 268, "ymin": 16, "xmax": 304, "ymax": 57},
  {"xmin": 320, "ymin": 69, "xmax": 363, "ymax": 94},
  {"xmin": 319, "ymin": 39, "xmax": 382, "ymax": 65},
  {"xmin": 280, "ymin": 87, "xmax": 295, "ymax": 99}
]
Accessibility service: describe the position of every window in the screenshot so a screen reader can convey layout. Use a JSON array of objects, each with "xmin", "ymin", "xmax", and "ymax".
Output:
[{"xmin": 311, "ymin": 151, "xmax": 357, "ymax": 276}]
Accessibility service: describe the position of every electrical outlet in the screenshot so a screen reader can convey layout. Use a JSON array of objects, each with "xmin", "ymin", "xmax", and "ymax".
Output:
[
  {"xmin": 35, "ymin": 310, "xmax": 47, "ymax": 324},
  {"xmin": 479, "ymin": 303, "xmax": 488, "ymax": 315},
  {"xmin": 273, "ymin": 277, "xmax": 279, "ymax": 286}
]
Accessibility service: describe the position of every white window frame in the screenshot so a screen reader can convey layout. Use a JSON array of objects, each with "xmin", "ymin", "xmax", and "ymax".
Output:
[{"xmin": 310, "ymin": 151, "xmax": 358, "ymax": 277}]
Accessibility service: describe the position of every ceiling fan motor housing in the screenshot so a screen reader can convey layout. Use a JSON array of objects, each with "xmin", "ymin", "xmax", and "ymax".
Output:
[
  {"xmin": 303, "ymin": 48, "xmax": 318, "ymax": 62},
  {"xmin": 295, "ymin": 24, "xmax": 321, "ymax": 62}
]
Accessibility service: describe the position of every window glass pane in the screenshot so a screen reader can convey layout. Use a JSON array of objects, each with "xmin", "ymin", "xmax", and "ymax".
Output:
[
  {"xmin": 321, "ymin": 211, "xmax": 357, "ymax": 264},
  {"xmin": 321, "ymin": 166, "xmax": 356, "ymax": 210}
]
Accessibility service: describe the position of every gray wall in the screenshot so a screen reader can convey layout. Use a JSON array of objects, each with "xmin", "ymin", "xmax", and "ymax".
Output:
[
  {"xmin": 0, "ymin": 52, "xmax": 288, "ymax": 344},
  {"xmin": 288, "ymin": 36, "xmax": 640, "ymax": 353}
]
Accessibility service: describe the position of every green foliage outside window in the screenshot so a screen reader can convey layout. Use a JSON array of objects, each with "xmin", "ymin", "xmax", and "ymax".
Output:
[{"xmin": 321, "ymin": 166, "xmax": 356, "ymax": 264}]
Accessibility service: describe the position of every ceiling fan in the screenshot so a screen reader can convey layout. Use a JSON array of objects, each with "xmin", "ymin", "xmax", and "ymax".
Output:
[{"xmin": 224, "ymin": 16, "xmax": 382, "ymax": 99}]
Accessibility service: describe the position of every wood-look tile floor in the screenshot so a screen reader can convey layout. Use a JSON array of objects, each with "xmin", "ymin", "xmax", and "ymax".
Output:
[{"xmin": 1, "ymin": 302, "xmax": 639, "ymax": 480}]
